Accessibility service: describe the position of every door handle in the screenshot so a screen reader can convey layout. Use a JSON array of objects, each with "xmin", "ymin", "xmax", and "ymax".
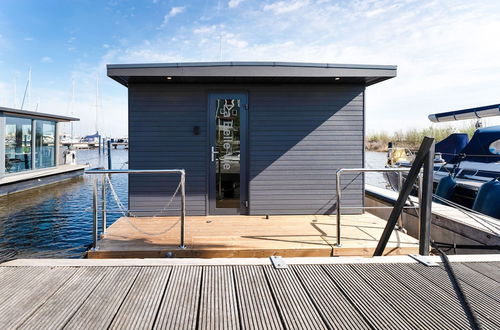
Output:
[{"xmin": 211, "ymin": 146, "xmax": 219, "ymax": 162}]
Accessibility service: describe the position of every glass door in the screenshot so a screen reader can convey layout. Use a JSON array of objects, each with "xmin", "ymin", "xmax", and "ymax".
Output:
[{"xmin": 208, "ymin": 93, "xmax": 248, "ymax": 215}]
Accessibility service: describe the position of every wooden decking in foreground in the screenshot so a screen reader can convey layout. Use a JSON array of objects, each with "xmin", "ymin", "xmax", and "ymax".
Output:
[
  {"xmin": 0, "ymin": 255, "xmax": 499, "ymax": 329},
  {"xmin": 89, "ymin": 213, "xmax": 419, "ymax": 258}
]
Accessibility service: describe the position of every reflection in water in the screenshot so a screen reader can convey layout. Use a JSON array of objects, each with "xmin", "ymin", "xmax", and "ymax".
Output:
[{"xmin": 0, "ymin": 149, "xmax": 128, "ymax": 258}]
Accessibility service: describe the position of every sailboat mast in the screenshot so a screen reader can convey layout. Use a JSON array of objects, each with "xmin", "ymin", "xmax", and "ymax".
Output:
[
  {"xmin": 13, "ymin": 77, "xmax": 17, "ymax": 108},
  {"xmin": 70, "ymin": 79, "xmax": 75, "ymax": 140},
  {"xmin": 95, "ymin": 75, "xmax": 99, "ymax": 135}
]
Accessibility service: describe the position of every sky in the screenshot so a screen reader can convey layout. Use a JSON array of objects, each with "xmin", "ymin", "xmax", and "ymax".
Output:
[{"xmin": 0, "ymin": 0, "xmax": 499, "ymax": 137}]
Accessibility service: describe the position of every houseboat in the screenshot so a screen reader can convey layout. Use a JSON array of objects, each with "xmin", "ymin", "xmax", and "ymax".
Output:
[{"xmin": 0, "ymin": 107, "xmax": 86, "ymax": 196}]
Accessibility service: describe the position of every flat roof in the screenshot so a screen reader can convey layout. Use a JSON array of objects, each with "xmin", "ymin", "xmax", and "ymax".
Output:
[
  {"xmin": 107, "ymin": 61, "xmax": 397, "ymax": 87},
  {"xmin": 0, "ymin": 107, "xmax": 79, "ymax": 122}
]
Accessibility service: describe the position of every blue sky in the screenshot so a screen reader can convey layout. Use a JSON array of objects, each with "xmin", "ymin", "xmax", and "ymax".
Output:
[{"xmin": 1, "ymin": 0, "xmax": 499, "ymax": 137}]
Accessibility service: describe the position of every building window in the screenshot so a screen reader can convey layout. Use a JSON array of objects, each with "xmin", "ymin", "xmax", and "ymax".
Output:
[
  {"xmin": 35, "ymin": 120, "xmax": 56, "ymax": 169},
  {"xmin": 4, "ymin": 116, "xmax": 32, "ymax": 173}
]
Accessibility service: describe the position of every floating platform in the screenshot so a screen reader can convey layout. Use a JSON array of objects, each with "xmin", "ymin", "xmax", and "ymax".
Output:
[
  {"xmin": 0, "ymin": 255, "xmax": 499, "ymax": 329},
  {"xmin": 88, "ymin": 213, "xmax": 420, "ymax": 258},
  {"xmin": 0, "ymin": 164, "xmax": 88, "ymax": 196}
]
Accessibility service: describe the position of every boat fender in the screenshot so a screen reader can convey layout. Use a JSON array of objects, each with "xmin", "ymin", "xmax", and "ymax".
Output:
[
  {"xmin": 434, "ymin": 175, "xmax": 457, "ymax": 202},
  {"xmin": 472, "ymin": 178, "xmax": 500, "ymax": 219}
]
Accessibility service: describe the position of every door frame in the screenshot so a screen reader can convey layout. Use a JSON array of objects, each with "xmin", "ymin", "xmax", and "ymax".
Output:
[{"xmin": 207, "ymin": 92, "xmax": 249, "ymax": 215}]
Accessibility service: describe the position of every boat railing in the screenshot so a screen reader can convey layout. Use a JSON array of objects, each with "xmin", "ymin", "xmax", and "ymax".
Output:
[
  {"xmin": 335, "ymin": 168, "xmax": 420, "ymax": 247},
  {"xmin": 85, "ymin": 169, "xmax": 186, "ymax": 250}
]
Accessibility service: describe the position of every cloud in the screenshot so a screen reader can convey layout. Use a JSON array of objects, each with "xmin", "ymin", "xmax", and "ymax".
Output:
[
  {"xmin": 161, "ymin": 6, "xmax": 186, "ymax": 26},
  {"xmin": 263, "ymin": 0, "xmax": 309, "ymax": 14},
  {"xmin": 40, "ymin": 56, "xmax": 53, "ymax": 63},
  {"xmin": 228, "ymin": 0, "xmax": 245, "ymax": 8},
  {"xmin": 193, "ymin": 25, "xmax": 217, "ymax": 34},
  {"xmin": 24, "ymin": 37, "xmax": 34, "ymax": 41}
]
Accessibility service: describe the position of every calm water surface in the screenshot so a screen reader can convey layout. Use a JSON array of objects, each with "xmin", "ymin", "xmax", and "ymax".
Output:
[
  {"xmin": 0, "ymin": 150, "xmax": 387, "ymax": 258},
  {"xmin": 0, "ymin": 149, "xmax": 129, "ymax": 258}
]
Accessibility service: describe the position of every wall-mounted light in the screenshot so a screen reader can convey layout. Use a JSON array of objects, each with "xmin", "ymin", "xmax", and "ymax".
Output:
[
  {"xmin": 334, "ymin": 77, "xmax": 340, "ymax": 81},
  {"xmin": 166, "ymin": 76, "xmax": 173, "ymax": 80}
]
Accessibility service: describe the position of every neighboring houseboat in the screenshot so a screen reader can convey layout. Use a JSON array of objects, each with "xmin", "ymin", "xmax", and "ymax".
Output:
[
  {"xmin": 107, "ymin": 61, "xmax": 397, "ymax": 216},
  {"xmin": 0, "ymin": 107, "xmax": 86, "ymax": 196}
]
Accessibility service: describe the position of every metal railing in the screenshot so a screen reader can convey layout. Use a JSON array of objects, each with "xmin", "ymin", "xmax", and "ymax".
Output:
[
  {"xmin": 85, "ymin": 169, "xmax": 186, "ymax": 250},
  {"xmin": 335, "ymin": 167, "xmax": 420, "ymax": 247}
]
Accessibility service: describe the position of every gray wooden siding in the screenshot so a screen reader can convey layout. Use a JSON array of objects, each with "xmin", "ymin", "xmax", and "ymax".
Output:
[
  {"xmin": 248, "ymin": 85, "xmax": 365, "ymax": 215},
  {"xmin": 128, "ymin": 83, "xmax": 364, "ymax": 216},
  {"xmin": 128, "ymin": 84, "xmax": 207, "ymax": 216}
]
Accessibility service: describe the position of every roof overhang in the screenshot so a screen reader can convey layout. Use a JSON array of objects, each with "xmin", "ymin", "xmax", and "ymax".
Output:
[
  {"xmin": 0, "ymin": 107, "xmax": 79, "ymax": 122},
  {"xmin": 107, "ymin": 61, "xmax": 397, "ymax": 87}
]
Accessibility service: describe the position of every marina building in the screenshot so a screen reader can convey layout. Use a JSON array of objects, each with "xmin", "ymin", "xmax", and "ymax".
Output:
[{"xmin": 107, "ymin": 62, "xmax": 397, "ymax": 216}]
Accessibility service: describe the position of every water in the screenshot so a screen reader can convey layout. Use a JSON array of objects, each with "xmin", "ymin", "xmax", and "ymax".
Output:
[
  {"xmin": 365, "ymin": 151, "xmax": 389, "ymax": 188},
  {"xmin": 0, "ymin": 149, "xmax": 129, "ymax": 259},
  {"xmin": 0, "ymin": 150, "xmax": 388, "ymax": 259}
]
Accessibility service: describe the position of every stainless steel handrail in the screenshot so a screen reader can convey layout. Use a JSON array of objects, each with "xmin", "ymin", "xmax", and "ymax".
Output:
[
  {"xmin": 85, "ymin": 168, "xmax": 186, "ymax": 250},
  {"xmin": 335, "ymin": 167, "xmax": 415, "ymax": 247}
]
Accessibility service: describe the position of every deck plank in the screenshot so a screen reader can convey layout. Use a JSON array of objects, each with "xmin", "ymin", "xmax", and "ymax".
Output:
[
  {"xmin": 409, "ymin": 263, "xmax": 500, "ymax": 327},
  {"xmin": 462, "ymin": 262, "xmax": 500, "ymax": 282},
  {"xmin": 0, "ymin": 267, "xmax": 76, "ymax": 329},
  {"xmin": 322, "ymin": 264, "xmax": 413, "ymax": 330},
  {"xmin": 233, "ymin": 265, "xmax": 283, "ymax": 330},
  {"xmin": 198, "ymin": 266, "xmax": 240, "ymax": 330},
  {"xmin": 108, "ymin": 266, "xmax": 172, "ymax": 330},
  {"xmin": 0, "ymin": 266, "xmax": 49, "ymax": 305},
  {"xmin": 18, "ymin": 267, "xmax": 108, "ymax": 330},
  {"xmin": 263, "ymin": 265, "xmax": 327, "ymax": 330},
  {"xmin": 292, "ymin": 264, "xmax": 371, "ymax": 330},
  {"xmin": 379, "ymin": 263, "xmax": 476, "ymax": 330},
  {"xmin": 352, "ymin": 264, "xmax": 461, "ymax": 330},
  {"xmin": 64, "ymin": 266, "xmax": 141, "ymax": 330},
  {"xmin": 153, "ymin": 266, "xmax": 202, "ymax": 330},
  {"xmin": 449, "ymin": 263, "xmax": 500, "ymax": 302}
]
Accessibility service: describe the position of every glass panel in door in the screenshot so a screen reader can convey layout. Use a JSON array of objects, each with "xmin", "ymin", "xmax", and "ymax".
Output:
[
  {"xmin": 209, "ymin": 93, "xmax": 247, "ymax": 215},
  {"xmin": 215, "ymin": 98, "xmax": 241, "ymax": 209}
]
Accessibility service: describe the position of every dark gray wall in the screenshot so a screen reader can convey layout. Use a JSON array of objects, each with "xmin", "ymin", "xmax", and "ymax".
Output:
[{"xmin": 128, "ymin": 83, "xmax": 364, "ymax": 216}]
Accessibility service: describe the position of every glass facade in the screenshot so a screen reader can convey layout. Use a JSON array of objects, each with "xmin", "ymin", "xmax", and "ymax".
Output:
[
  {"xmin": 35, "ymin": 120, "xmax": 56, "ymax": 168},
  {"xmin": 3, "ymin": 116, "xmax": 56, "ymax": 174},
  {"xmin": 4, "ymin": 116, "xmax": 32, "ymax": 173}
]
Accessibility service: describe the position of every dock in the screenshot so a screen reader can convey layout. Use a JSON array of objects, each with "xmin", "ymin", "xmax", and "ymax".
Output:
[
  {"xmin": 0, "ymin": 164, "xmax": 88, "ymax": 196},
  {"xmin": 0, "ymin": 255, "xmax": 499, "ymax": 329},
  {"xmin": 89, "ymin": 213, "xmax": 420, "ymax": 258}
]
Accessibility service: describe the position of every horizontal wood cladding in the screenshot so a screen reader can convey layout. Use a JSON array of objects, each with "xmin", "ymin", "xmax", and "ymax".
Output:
[
  {"xmin": 128, "ymin": 84, "xmax": 207, "ymax": 216},
  {"xmin": 128, "ymin": 83, "xmax": 365, "ymax": 216},
  {"xmin": 249, "ymin": 84, "xmax": 364, "ymax": 215}
]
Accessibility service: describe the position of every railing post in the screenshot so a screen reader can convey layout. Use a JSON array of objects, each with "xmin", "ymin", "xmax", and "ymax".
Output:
[
  {"xmin": 335, "ymin": 170, "xmax": 342, "ymax": 246},
  {"xmin": 419, "ymin": 141, "xmax": 435, "ymax": 255},
  {"xmin": 92, "ymin": 177, "xmax": 98, "ymax": 249},
  {"xmin": 397, "ymin": 172, "xmax": 403, "ymax": 229},
  {"xmin": 101, "ymin": 174, "xmax": 107, "ymax": 234},
  {"xmin": 179, "ymin": 170, "xmax": 186, "ymax": 248},
  {"xmin": 107, "ymin": 140, "xmax": 112, "ymax": 169}
]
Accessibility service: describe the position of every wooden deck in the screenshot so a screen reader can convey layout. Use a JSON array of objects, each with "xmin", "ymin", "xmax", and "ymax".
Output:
[
  {"xmin": 89, "ymin": 213, "xmax": 420, "ymax": 258},
  {"xmin": 0, "ymin": 255, "xmax": 499, "ymax": 329}
]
